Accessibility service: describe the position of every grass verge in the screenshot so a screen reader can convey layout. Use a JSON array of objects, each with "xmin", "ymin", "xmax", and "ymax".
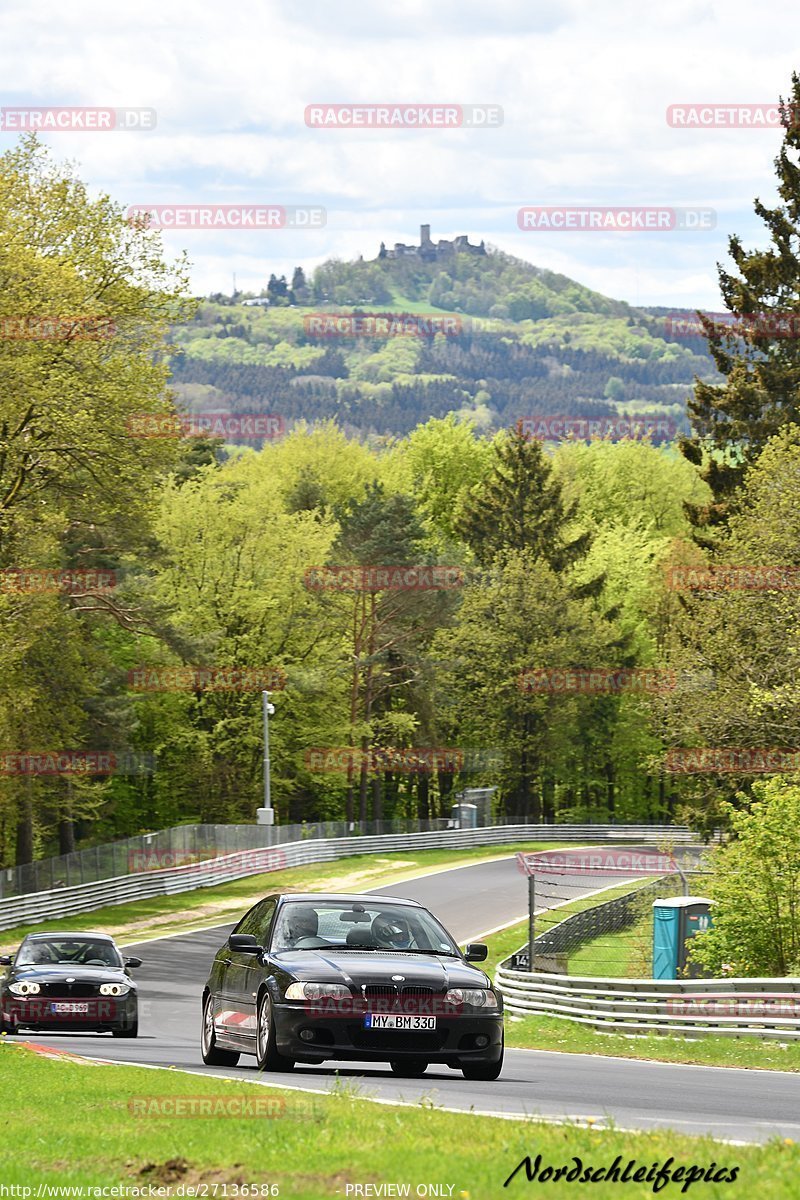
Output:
[
  {"xmin": 1, "ymin": 1043, "xmax": 796, "ymax": 1198},
  {"xmin": 485, "ymin": 911, "xmax": 800, "ymax": 1073},
  {"xmin": 0, "ymin": 841, "xmax": 564, "ymax": 952}
]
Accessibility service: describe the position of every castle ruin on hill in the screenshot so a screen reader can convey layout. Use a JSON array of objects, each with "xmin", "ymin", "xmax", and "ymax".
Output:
[{"xmin": 377, "ymin": 224, "xmax": 486, "ymax": 261}]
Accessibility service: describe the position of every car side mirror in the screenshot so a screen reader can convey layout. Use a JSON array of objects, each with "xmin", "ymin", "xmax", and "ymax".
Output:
[
  {"xmin": 229, "ymin": 934, "xmax": 261, "ymax": 954},
  {"xmin": 464, "ymin": 943, "xmax": 488, "ymax": 962},
  {"xmin": 0, "ymin": 954, "xmax": 12, "ymax": 966},
  {"xmin": 124, "ymin": 956, "xmax": 142, "ymax": 969}
]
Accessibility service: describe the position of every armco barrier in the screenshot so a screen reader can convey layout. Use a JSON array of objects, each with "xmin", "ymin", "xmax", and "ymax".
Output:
[
  {"xmin": 0, "ymin": 823, "xmax": 700, "ymax": 933},
  {"xmin": 495, "ymin": 965, "xmax": 800, "ymax": 1040}
]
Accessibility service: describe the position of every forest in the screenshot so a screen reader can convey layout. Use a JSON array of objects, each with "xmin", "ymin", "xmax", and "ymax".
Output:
[{"xmin": 3, "ymin": 93, "xmax": 800, "ymax": 867}]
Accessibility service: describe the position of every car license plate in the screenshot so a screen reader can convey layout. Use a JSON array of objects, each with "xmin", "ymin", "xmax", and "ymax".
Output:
[
  {"xmin": 52, "ymin": 1002, "xmax": 89, "ymax": 1014},
  {"xmin": 364, "ymin": 1014, "xmax": 436, "ymax": 1030}
]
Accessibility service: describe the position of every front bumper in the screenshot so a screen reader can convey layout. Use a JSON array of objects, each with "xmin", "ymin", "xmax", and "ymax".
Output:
[
  {"xmin": 274, "ymin": 1003, "xmax": 504, "ymax": 1064},
  {"xmin": 2, "ymin": 994, "xmax": 137, "ymax": 1032}
]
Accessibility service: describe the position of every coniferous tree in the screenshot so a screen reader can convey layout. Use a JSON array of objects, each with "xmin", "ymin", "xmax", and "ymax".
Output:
[
  {"xmin": 681, "ymin": 74, "xmax": 800, "ymax": 541},
  {"xmin": 456, "ymin": 422, "xmax": 592, "ymax": 571}
]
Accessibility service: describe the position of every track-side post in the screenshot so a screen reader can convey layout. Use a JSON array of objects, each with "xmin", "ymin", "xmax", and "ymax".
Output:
[{"xmin": 528, "ymin": 873, "xmax": 535, "ymax": 971}]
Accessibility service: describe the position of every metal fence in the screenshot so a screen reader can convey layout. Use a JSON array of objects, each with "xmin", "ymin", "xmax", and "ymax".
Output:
[
  {"xmin": 512, "ymin": 875, "xmax": 687, "ymax": 970},
  {"xmin": 0, "ymin": 823, "xmax": 702, "ymax": 933},
  {"xmin": 495, "ymin": 964, "xmax": 800, "ymax": 1040},
  {"xmin": 0, "ymin": 819, "xmax": 704, "ymax": 900}
]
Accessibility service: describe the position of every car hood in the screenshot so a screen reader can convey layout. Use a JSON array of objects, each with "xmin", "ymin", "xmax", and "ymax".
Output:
[
  {"xmin": 5, "ymin": 964, "xmax": 132, "ymax": 985},
  {"xmin": 272, "ymin": 950, "xmax": 491, "ymax": 990}
]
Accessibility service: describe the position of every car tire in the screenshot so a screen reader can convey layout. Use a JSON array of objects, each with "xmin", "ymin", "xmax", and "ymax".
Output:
[
  {"xmin": 460, "ymin": 1038, "xmax": 504, "ymax": 1081},
  {"xmin": 112, "ymin": 1018, "xmax": 138, "ymax": 1038},
  {"xmin": 255, "ymin": 992, "xmax": 294, "ymax": 1072},
  {"xmin": 389, "ymin": 1058, "xmax": 428, "ymax": 1077},
  {"xmin": 201, "ymin": 994, "xmax": 240, "ymax": 1067}
]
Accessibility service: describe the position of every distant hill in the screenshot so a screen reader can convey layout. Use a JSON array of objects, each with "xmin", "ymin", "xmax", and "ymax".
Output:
[{"xmin": 170, "ymin": 231, "xmax": 717, "ymax": 441}]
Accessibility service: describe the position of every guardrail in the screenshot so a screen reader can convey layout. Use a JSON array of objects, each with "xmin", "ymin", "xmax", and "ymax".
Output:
[
  {"xmin": 0, "ymin": 823, "xmax": 700, "ymax": 934},
  {"xmin": 0, "ymin": 818, "xmax": 709, "ymax": 899},
  {"xmin": 495, "ymin": 965, "xmax": 800, "ymax": 1040}
]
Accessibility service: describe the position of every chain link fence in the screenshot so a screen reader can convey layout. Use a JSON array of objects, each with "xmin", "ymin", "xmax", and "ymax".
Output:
[{"xmin": 512, "ymin": 870, "xmax": 710, "ymax": 977}]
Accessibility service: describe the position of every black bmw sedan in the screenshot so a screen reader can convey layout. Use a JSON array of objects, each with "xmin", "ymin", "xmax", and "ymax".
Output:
[
  {"xmin": 0, "ymin": 932, "xmax": 141, "ymax": 1037},
  {"xmin": 201, "ymin": 892, "xmax": 504, "ymax": 1079}
]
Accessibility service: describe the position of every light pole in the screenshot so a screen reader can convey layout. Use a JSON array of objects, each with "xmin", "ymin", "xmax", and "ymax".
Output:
[{"xmin": 259, "ymin": 690, "xmax": 276, "ymax": 826}]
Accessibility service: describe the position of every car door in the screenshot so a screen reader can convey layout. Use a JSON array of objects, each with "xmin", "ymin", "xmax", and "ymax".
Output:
[{"xmin": 223, "ymin": 899, "xmax": 276, "ymax": 1040}]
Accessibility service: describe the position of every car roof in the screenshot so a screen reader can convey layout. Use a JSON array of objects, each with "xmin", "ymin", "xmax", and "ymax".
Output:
[
  {"xmin": 25, "ymin": 931, "xmax": 115, "ymax": 941},
  {"xmin": 277, "ymin": 893, "xmax": 423, "ymax": 907}
]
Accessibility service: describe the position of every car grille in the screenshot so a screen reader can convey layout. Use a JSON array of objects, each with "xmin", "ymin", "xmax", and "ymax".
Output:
[
  {"xmin": 37, "ymin": 982, "xmax": 101, "ymax": 998},
  {"xmin": 362, "ymin": 985, "xmax": 435, "ymax": 999}
]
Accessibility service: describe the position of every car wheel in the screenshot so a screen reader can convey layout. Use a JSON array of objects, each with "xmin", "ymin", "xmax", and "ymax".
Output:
[
  {"xmin": 255, "ymin": 992, "xmax": 294, "ymax": 1072},
  {"xmin": 201, "ymin": 994, "xmax": 240, "ymax": 1067},
  {"xmin": 389, "ymin": 1058, "xmax": 428, "ymax": 1077},
  {"xmin": 112, "ymin": 1018, "xmax": 139, "ymax": 1038},
  {"xmin": 460, "ymin": 1037, "xmax": 504, "ymax": 1081}
]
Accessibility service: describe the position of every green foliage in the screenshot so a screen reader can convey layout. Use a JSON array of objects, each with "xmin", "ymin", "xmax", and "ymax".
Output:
[{"xmin": 689, "ymin": 778, "xmax": 800, "ymax": 976}]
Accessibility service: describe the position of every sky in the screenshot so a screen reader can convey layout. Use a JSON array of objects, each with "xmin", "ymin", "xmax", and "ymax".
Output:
[{"xmin": 1, "ymin": 0, "xmax": 799, "ymax": 310}]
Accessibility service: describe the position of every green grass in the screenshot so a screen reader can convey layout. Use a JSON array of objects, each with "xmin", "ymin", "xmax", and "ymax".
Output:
[
  {"xmin": 503, "ymin": 1012, "xmax": 800, "ymax": 1072},
  {"xmin": 567, "ymin": 909, "xmax": 660, "ymax": 978},
  {"xmin": 483, "ymin": 899, "xmax": 800, "ymax": 1072},
  {"xmin": 0, "ymin": 841, "xmax": 566, "ymax": 951},
  {"xmin": 1, "ymin": 1044, "xmax": 796, "ymax": 1197}
]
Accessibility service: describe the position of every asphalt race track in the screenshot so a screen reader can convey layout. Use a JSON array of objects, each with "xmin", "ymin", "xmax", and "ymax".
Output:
[{"xmin": 17, "ymin": 850, "xmax": 800, "ymax": 1143}]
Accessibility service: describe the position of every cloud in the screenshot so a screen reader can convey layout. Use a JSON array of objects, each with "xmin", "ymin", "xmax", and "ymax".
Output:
[{"xmin": 0, "ymin": 0, "xmax": 796, "ymax": 307}]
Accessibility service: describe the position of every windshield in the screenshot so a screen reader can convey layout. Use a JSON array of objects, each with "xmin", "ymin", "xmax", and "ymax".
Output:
[
  {"xmin": 16, "ymin": 938, "xmax": 123, "ymax": 968},
  {"xmin": 270, "ymin": 900, "xmax": 460, "ymax": 955}
]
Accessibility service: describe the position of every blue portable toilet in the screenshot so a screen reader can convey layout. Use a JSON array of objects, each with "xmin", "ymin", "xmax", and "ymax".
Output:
[{"xmin": 652, "ymin": 897, "xmax": 713, "ymax": 979}]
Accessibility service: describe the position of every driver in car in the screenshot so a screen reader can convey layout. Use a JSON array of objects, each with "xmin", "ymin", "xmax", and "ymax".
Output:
[
  {"xmin": 372, "ymin": 913, "xmax": 414, "ymax": 950},
  {"xmin": 277, "ymin": 905, "xmax": 327, "ymax": 949}
]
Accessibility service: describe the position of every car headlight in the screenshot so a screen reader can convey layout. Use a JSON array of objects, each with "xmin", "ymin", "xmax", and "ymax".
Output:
[
  {"xmin": 444, "ymin": 988, "xmax": 498, "ymax": 1008},
  {"xmin": 284, "ymin": 982, "xmax": 351, "ymax": 1001},
  {"xmin": 99, "ymin": 983, "xmax": 130, "ymax": 996},
  {"xmin": 9, "ymin": 982, "xmax": 40, "ymax": 996}
]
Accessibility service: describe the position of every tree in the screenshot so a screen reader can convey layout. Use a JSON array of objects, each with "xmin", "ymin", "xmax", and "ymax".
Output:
[
  {"xmin": 0, "ymin": 136, "xmax": 191, "ymax": 861},
  {"xmin": 431, "ymin": 551, "xmax": 627, "ymax": 820},
  {"xmin": 397, "ymin": 415, "xmax": 493, "ymax": 550},
  {"xmin": 660, "ymin": 426, "xmax": 800, "ymax": 828},
  {"xmin": 688, "ymin": 778, "xmax": 800, "ymax": 976},
  {"xmin": 456, "ymin": 422, "xmax": 591, "ymax": 570},
  {"xmin": 680, "ymin": 74, "xmax": 800, "ymax": 538}
]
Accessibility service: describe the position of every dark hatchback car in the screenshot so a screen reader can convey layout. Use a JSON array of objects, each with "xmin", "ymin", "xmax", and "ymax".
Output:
[
  {"xmin": 0, "ymin": 932, "xmax": 141, "ymax": 1037},
  {"xmin": 201, "ymin": 892, "xmax": 504, "ymax": 1079}
]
